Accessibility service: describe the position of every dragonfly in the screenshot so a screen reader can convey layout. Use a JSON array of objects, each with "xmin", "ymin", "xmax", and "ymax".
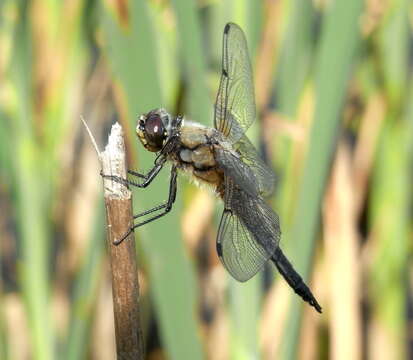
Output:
[{"xmin": 102, "ymin": 23, "xmax": 322, "ymax": 313}]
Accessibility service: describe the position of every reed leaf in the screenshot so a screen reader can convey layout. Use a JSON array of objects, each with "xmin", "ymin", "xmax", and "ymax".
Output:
[
  {"xmin": 101, "ymin": 1, "xmax": 204, "ymax": 358},
  {"xmin": 279, "ymin": 1, "xmax": 364, "ymax": 358}
]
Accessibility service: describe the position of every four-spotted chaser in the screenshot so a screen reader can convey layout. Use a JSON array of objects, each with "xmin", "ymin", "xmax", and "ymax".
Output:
[{"xmin": 103, "ymin": 23, "xmax": 322, "ymax": 313}]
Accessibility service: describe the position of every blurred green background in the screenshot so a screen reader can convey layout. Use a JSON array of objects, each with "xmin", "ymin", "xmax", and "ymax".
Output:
[{"xmin": 0, "ymin": 0, "xmax": 412, "ymax": 359}]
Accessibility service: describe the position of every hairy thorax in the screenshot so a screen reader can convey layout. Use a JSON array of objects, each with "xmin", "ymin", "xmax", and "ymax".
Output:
[{"xmin": 167, "ymin": 121, "xmax": 226, "ymax": 196}]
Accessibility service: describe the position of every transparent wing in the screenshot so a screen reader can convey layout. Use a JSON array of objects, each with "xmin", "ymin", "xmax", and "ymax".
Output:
[
  {"xmin": 214, "ymin": 23, "xmax": 256, "ymax": 144},
  {"xmin": 233, "ymin": 135, "xmax": 276, "ymax": 197},
  {"xmin": 215, "ymin": 135, "xmax": 276, "ymax": 197},
  {"xmin": 217, "ymin": 209, "xmax": 267, "ymax": 281},
  {"xmin": 215, "ymin": 146, "xmax": 259, "ymax": 198},
  {"xmin": 216, "ymin": 177, "xmax": 280, "ymax": 282}
]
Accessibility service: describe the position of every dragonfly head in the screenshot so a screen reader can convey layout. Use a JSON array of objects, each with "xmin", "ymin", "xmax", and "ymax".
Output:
[{"xmin": 136, "ymin": 108, "xmax": 175, "ymax": 152}]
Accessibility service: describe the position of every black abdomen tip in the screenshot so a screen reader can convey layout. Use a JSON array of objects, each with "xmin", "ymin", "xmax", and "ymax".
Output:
[{"xmin": 224, "ymin": 23, "xmax": 231, "ymax": 34}]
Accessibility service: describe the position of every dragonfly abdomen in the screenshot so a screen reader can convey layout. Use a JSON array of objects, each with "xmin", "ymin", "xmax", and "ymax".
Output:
[{"xmin": 271, "ymin": 248, "xmax": 322, "ymax": 313}]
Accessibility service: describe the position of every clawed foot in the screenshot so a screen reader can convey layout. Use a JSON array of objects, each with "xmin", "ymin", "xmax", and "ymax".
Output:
[
  {"xmin": 113, "ymin": 227, "xmax": 134, "ymax": 245},
  {"xmin": 100, "ymin": 170, "xmax": 129, "ymax": 187}
]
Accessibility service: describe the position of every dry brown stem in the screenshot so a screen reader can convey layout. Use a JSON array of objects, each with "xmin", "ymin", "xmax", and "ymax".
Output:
[{"xmin": 85, "ymin": 120, "xmax": 144, "ymax": 360}]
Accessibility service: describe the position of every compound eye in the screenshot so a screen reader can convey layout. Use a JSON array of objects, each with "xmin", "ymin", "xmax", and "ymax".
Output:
[{"xmin": 145, "ymin": 113, "xmax": 165, "ymax": 150}]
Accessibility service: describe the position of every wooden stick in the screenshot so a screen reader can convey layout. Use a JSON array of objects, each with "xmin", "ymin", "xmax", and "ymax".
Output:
[{"xmin": 83, "ymin": 119, "xmax": 144, "ymax": 359}]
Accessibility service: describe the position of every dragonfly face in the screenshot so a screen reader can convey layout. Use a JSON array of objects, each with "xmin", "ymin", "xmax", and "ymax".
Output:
[
  {"xmin": 136, "ymin": 109, "xmax": 172, "ymax": 152},
  {"xmin": 106, "ymin": 23, "xmax": 322, "ymax": 313}
]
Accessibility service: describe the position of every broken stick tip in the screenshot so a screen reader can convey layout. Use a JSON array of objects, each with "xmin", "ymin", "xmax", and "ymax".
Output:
[{"xmin": 80, "ymin": 115, "xmax": 101, "ymax": 156}]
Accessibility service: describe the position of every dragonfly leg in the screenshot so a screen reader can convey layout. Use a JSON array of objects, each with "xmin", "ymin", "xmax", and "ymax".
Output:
[
  {"xmin": 101, "ymin": 157, "xmax": 166, "ymax": 189},
  {"xmin": 113, "ymin": 165, "xmax": 178, "ymax": 245}
]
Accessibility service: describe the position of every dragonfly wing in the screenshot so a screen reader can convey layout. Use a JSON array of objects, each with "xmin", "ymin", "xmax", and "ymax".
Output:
[
  {"xmin": 216, "ymin": 177, "xmax": 280, "ymax": 282},
  {"xmin": 214, "ymin": 23, "xmax": 256, "ymax": 144},
  {"xmin": 215, "ymin": 136, "xmax": 275, "ymax": 198},
  {"xmin": 215, "ymin": 146, "xmax": 259, "ymax": 198},
  {"xmin": 233, "ymin": 135, "xmax": 276, "ymax": 197}
]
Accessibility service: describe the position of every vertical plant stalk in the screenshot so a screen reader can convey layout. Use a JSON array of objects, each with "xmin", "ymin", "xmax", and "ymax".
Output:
[{"xmin": 85, "ymin": 120, "xmax": 144, "ymax": 359}]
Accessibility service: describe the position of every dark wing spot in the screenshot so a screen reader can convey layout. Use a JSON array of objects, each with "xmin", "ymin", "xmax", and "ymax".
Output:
[
  {"xmin": 224, "ymin": 23, "xmax": 231, "ymax": 34},
  {"xmin": 216, "ymin": 242, "xmax": 223, "ymax": 256}
]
